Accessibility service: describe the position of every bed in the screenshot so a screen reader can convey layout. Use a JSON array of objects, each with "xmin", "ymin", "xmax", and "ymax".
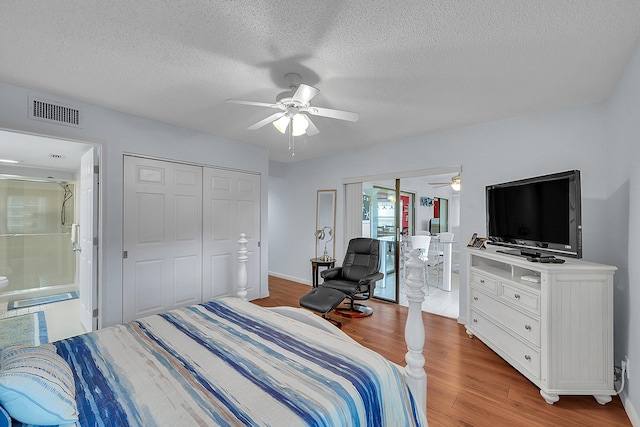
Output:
[{"xmin": 0, "ymin": 235, "xmax": 428, "ymax": 426}]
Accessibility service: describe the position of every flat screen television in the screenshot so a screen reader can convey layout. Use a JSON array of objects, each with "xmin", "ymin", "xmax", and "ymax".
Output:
[{"xmin": 486, "ymin": 170, "xmax": 582, "ymax": 258}]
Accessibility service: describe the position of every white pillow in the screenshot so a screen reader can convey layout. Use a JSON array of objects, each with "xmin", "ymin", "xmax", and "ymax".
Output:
[{"xmin": 0, "ymin": 344, "xmax": 78, "ymax": 425}]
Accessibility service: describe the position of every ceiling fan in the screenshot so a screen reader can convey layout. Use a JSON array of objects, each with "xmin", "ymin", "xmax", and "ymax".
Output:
[
  {"xmin": 225, "ymin": 73, "xmax": 359, "ymax": 155},
  {"xmin": 429, "ymin": 174, "xmax": 461, "ymax": 191}
]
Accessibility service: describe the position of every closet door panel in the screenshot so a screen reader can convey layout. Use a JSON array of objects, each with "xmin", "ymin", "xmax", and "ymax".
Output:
[
  {"xmin": 238, "ymin": 200, "xmax": 257, "ymax": 238},
  {"xmin": 204, "ymin": 253, "xmax": 232, "ymax": 299},
  {"xmin": 203, "ymin": 169, "xmax": 260, "ymax": 301},
  {"xmin": 173, "ymin": 255, "xmax": 200, "ymax": 305},
  {"xmin": 134, "ymin": 259, "xmax": 164, "ymax": 313},
  {"xmin": 210, "ymin": 199, "xmax": 231, "ymax": 240},
  {"xmin": 123, "ymin": 156, "xmax": 202, "ymax": 322},
  {"xmin": 137, "ymin": 194, "xmax": 164, "ymax": 243},
  {"xmin": 175, "ymin": 195, "xmax": 199, "ymax": 241}
]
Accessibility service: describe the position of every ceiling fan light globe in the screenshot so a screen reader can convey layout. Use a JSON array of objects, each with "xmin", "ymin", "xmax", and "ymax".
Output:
[
  {"xmin": 273, "ymin": 116, "xmax": 290, "ymax": 134},
  {"xmin": 292, "ymin": 114, "xmax": 309, "ymax": 136}
]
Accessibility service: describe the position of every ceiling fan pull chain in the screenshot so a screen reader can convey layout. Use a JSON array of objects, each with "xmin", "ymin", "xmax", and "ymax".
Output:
[{"xmin": 289, "ymin": 121, "xmax": 295, "ymax": 156}]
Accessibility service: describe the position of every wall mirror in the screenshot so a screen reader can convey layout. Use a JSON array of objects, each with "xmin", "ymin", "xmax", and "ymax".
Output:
[{"xmin": 315, "ymin": 189, "xmax": 336, "ymax": 261}]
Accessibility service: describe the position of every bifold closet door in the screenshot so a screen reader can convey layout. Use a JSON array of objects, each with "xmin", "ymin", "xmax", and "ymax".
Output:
[
  {"xmin": 123, "ymin": 156, "xmax": 203, "ymax": 322},
  {"xmin": 202, "ymin": 168, "xmax": 260, "ymax": 301}
]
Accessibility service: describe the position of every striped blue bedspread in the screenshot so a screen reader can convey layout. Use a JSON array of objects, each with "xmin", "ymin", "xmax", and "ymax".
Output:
[{"xmin": 45, "ymin": 298, "xmax": 426, "ymax": 426}]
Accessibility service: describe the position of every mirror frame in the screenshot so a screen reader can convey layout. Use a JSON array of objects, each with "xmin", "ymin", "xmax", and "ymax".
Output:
[{"xmin": 316, "ymin": 189, "xmax": 337, "ymax": 260}]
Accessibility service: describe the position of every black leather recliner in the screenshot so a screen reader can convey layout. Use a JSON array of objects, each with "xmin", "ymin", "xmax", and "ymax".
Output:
[{"xmin": 319, "ymin": 237, "xmax": 384, "ymax": 317}]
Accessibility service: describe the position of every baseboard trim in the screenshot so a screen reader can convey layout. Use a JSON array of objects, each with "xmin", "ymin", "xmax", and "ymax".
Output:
[
  {"xmin": 268, "ymin": 271, "xmax": 311, "ymax": 286},
  {"xmin": 621, "ymin": 392, "xmax": 639, "ymax": 426}
]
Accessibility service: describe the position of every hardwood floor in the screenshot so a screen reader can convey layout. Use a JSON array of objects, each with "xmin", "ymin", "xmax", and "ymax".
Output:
[{"xmin": 255, "ymin": 276, "xmax": 631, "ymax": 426}]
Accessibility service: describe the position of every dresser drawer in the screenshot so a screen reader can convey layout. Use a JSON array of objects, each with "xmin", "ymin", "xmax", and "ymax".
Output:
[
  {"xmin": 470, "ymin": 309, "xmax": 541, "ymax": 380},
  {"xmin": 470, "ymin": 288, "xmax": 541, "ymax": 347},
  {"xmin": 470, "ymin": 270, "xmax": 497, "ymax": 294},
  {"xmin": 500, "ymin": 282, "xmax": 541, "ymax": 314}
]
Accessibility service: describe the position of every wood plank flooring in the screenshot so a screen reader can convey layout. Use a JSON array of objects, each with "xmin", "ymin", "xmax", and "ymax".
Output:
[{"xmin": 255, "ymin": 276, "xmax": 631, "ymax": 426}]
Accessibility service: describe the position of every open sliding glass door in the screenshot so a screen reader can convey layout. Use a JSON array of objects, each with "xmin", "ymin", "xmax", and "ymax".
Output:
[{"xmin": 366, "ymin": 180, "xmax": 401, "ymax": 303}]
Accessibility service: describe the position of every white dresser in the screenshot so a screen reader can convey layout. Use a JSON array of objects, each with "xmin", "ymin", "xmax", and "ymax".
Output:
[{"xmin": 465, "ymin": 247, "xmax": 616, "ymax": 404}]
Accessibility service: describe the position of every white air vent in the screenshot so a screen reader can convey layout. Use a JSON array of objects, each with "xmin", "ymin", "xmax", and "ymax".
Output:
[{"xmin": 29, "ymin": 97, "xmax": 80, "ymax": 127}]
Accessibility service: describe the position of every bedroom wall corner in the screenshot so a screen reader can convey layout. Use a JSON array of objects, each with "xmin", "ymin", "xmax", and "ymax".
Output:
[{"xmin": 606, "ymin": 34, "xmax": 640, "ymax": 425}]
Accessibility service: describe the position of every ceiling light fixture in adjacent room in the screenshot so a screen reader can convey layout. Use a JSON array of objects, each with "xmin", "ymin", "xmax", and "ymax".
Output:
[{"xmin": 450, "ymin": 175, "xmax": 461, "ymax": 191}]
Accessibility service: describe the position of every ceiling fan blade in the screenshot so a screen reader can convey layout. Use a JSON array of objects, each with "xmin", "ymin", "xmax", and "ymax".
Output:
[
  {"xmin": 307, "ymin": 106, "xmax": 359, "ymax": 122},
  {"xmin": 247, "ymin": 112, "xmax": 285, "ymax": 130},
  {"xmin": 429, "ymin": 175, "xmax": 461, "ymax": 187},
  {"xmin": 305, "ymin": 115, "xmax": 320, "ymax": 136},
  {"xmin": 225, "ymin": 99, "xmax": 279, "ymax": 109},
  {"xmin": 291, "ymin": 84, "xmax": 319, "ymax": 104}
]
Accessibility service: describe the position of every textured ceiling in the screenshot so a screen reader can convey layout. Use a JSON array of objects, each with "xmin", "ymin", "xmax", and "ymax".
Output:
[{"xmin": 1, "ymin": 1, "xmax": 640, "ymax": 163}]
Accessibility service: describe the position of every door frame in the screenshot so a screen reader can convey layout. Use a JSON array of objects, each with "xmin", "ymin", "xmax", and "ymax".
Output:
[
  {"xmin": 0, "ymin": 127, "xmax": 102, "ymax": 330},
  {"xmin": 79, "ymin": 146, "xmax": 101, "ymax": 331}
]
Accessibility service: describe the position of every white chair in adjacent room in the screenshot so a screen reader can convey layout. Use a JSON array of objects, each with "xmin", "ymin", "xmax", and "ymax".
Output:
[
  {"xmin": 409, "ymin": 235, "xmax": 432, "ymax": 290},
  {"xmin": 425, "ymin": 235, "xmax": 443, "ymax": 287}
]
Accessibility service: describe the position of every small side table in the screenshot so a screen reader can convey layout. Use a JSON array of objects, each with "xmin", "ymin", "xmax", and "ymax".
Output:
[{"xmin": 310, "ymin": 257, "xmax": 336, "ymax": 287}]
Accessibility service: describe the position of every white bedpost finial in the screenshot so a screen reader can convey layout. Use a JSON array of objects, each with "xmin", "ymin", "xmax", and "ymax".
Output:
[
  {"xmin": 404, "ymin": 248, "xmax": 427, "ymax": 410},
  {"xmin": 237, "ymin": 233, "xmax": 248, "ymax": 301}
]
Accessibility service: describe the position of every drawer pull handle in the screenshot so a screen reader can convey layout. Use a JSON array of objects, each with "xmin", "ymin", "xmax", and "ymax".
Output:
[
  {"xmin": 525, "ymin": 355, "xmax": 531, "ymax": 361},
  {"xmin": 473, "ymin": 318, "xmax": 478, "ymax": 323},
  {"xmin": 525, "ymin": 325, "xmax": 532, "ymax": 331},
  {"xmin": 480, "ymin": 279, "xmax": 485, "ymax": 284},
  {"xmin": 514, "ymin": 293, "xmax": 521, "ymax": 299},
  {"xmin": 473, "ymin": 296, "xmax": 479, "ymax": 301}
]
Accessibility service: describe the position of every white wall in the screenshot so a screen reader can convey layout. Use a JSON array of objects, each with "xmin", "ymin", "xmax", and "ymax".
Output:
[
  {"xmin": 0, "ymin": 83, "xmax": 270, "ymax": 328},
  {"xmin": 269, "ymin": 102, "xmax": 610, "ymax": 290},
  {"xmin": 606, "ymin": 35, "xmax": 640, "ymax": 424}
]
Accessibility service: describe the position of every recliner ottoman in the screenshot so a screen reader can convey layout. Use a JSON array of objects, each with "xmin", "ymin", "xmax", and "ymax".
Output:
[{"xmin": 299, "ymin": 286, "xmax": 346, "ymax": 327}]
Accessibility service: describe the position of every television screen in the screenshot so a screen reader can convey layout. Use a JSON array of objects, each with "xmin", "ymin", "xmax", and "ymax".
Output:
[{"xmin": 486, "ymin": 170, "xmax": 582, "ymax": 258}]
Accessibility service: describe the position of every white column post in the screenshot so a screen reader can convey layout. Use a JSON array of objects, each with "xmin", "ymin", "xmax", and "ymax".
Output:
[
  {"xmin": 404, "ymin": 248, "xmax": 427, "ymax": 409},
  {"xmin": 438, "ymin": 232, "xmax": 455, "ymax": 292},
  {"xmin": 237, "ymin": 233, "xmax": 248, "ymax": 300},
  {"xmin": 441, "ymin": 241, "xmax": 453, "ymax": 292}
]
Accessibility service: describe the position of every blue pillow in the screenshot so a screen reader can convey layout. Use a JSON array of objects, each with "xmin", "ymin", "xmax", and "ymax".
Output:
[
  {"xmin": 0, "ymin": 344, "xmax": 78, "ymax": 425},
  {"xmin": 0, "ymin": 405, "xmax": 10, "ymax": 427}
]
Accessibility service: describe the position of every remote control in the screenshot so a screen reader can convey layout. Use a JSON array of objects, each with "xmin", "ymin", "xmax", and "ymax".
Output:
[{"xmin": 537, "ymin": 257, "xmax": 565, "ymax": 263}]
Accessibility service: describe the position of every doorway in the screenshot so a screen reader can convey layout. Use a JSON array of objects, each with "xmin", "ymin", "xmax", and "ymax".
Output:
[
  {"xmin": 0, "ymin": 129, "xmax": 100, "ymax": 341},
  {"xmin": 346, "ymin": 167, "xmax": 461, "ymax": 318}
]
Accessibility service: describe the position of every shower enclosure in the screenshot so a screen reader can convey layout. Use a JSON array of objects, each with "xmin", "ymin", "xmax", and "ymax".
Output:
[{"xmin": 0, "ymin": 178, "xmax": 75, "ymax": 295}]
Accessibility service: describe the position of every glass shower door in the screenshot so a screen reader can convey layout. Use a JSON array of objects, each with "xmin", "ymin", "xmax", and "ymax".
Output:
[{"xmin": 0, "ymin": 179, "xmax": 75, "ymax": 294}]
